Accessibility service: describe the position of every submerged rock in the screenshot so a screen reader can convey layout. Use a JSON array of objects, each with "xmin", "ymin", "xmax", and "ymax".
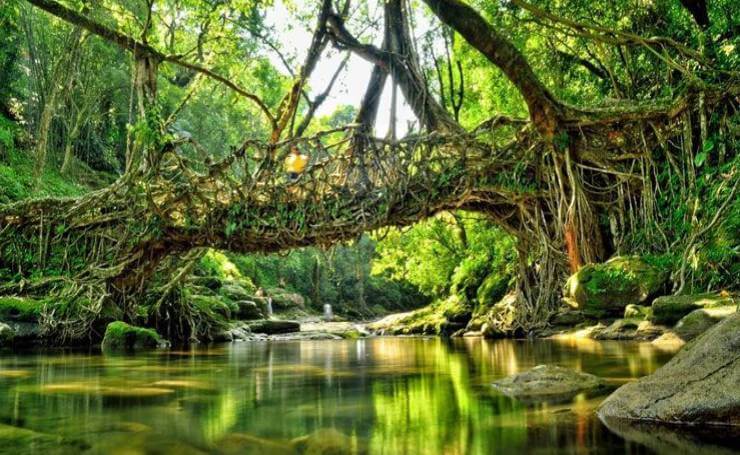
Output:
[
  {"xmin": 598, "ymin": 311, "xmax": 740, "ymax": 426},
  {"xmin": 563, "ymin": 256, "xmax": 666, "ymax": 317},
  {"xmin": 233, "ymin": 300, "xmax": 263, "ymax": 320},
  {"xmin": 217, "ymin": 433, "xmax": 293, "ymax": 455},
  {"xmin": 492, "ymin": 364, "xmax": 608, "ymax": 403},
  {"xmin": 101, "ymin": 321, "xmax": 168, "ymax": 351},
  {"xmin": 0, "ymin": 423, "xmax": 88, "ymax": 453},
  {"xmin": 651, "ymin": 293, "xmax": 735, "ymax": 326},
  {"xmin": 246, "ymin": 319, "xmax": 300, "ymax": 335},
  {"xmin": 291, "ymin": 428, "xmax": 360, "ymax": 455}
]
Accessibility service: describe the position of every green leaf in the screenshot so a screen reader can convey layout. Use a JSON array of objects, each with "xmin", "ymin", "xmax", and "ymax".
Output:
[
  {"xmin": 702, "ymin": 138, "xmax": 715, "ymax": 153},
  {"xmin": 694, "ymin": 151, "xmax": 707, "ymax": 168},
  {"xmin": 225, "ymin": 221, "xmax": 237, "ymax": 237}
]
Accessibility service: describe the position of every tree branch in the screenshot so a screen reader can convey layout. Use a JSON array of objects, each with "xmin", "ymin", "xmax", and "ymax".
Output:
[{"xmin": 326, "ymin": 2, "xmax": 458, "ymax": 132}]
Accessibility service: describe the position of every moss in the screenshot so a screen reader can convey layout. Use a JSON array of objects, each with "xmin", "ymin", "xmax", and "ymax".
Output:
[
  {"xmin": 190, "ymin": 294, "xmax": 234, "ymax": 321},
  {"xmin": 0, "ymin": 296, "xmax": 44, "ymax": 322},
  {"xmin": 565, "ymin": 256, "xmax": 666, "ymax": 318},
  {"xmin": 337, "ymin": 329, "xmax": 361, "ymax": 339},
  {"xmin": 674, "ymin": 309, "xmax": 718, "ymax": 341},
  {"xmin": 0, "ymin": 148, "xmax": 84, "ymax": 204},
  {"xmin": 476, "ymin": 271, "xmax": 510, "ymax": 307},
  {"xmin": 651, "ymin": 293, "xmax": 735, "ymax": 326},
  {"xmin": 384, "ymin": 294, "xmax": 471, "ymax": 335},
  {"xmin": 101, "ymin": 321, "xmax": 165, "ymax": 351}
]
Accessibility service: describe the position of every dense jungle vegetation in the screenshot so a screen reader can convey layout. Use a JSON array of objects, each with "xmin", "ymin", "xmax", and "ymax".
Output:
[{"xmin": 0, "ymin": 0, "xmax": 737, "ymax": 344}]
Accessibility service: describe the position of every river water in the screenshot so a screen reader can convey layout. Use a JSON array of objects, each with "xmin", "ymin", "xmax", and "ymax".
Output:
[{"xmin": 0, "ymin": 337, "xmax": 732, "ymax": 454}]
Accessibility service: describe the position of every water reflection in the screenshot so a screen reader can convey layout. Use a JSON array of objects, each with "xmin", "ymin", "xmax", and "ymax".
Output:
[{"xmin": 0, "ymin": 338, "xmax": 726, "ymax": 454}]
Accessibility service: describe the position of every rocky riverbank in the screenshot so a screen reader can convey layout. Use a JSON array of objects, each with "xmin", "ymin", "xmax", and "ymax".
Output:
[{"xmin": 369, "ymin": 256, "xmax": 737, "ymax": 347}]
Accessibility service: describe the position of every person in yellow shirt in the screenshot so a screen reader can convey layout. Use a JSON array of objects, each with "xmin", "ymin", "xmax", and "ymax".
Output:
[{"xmin": 284, "ymin": 146, "xmax": 308, "ymax": 182}]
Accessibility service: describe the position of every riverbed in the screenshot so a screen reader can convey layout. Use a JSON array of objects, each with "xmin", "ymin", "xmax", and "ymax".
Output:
[{"xmin": 0, "ymin": 337, "xmax": 732, "ymax": 453}]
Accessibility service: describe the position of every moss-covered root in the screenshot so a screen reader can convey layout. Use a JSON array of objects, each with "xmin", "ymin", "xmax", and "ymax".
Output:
[{"xmin": 101, "ymin": 321, "xmax": 168, "ymax": 351}]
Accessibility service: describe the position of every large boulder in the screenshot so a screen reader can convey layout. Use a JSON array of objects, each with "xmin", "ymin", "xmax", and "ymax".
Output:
[
  {"xmin": 219, "ymin": 283, "xmax": 252, "ymax": 302},
  {"xmin": 267, "ymin": 288, "xmax": 305, "ymax": 310},
  {"xmin": 492, "ymin": 364, "xmax": 608, "ymax": 404},
  {"xmin": 233, "ymin": 300, "xmax": 263, "ymax": 320},
  {"xmin": 651, "ymin": 293, "xmax": 735, "ymax": 326},
  {"xmin": 598, "ymin": 311, "xmax": 740, "ymax": 426},
  {"xmin": 291, "ymin": 428, "xmax": 358, "ymax": 455},
  {"xmin": 549, "ymin": 309, "xmax": 587, "ymax": 327},
  {"xmin": 246, "ymin": 319, "xmax": 300, "ymax": 335},
  {"xmin": 101, "ymin": 321, "xmax": 168, "ymax": 351},
  {"xmin": 564, "ymin": 256, "xmax": 666, "ymax": 318}
]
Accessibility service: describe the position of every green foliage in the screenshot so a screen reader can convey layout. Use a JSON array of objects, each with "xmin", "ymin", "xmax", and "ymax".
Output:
[
  {"xmin": 0, "ymin": 148, "xmax": 84, "ymax": 203},
  {"xmin": 0, "ymin": 296, "xmax": 44, "ymax": 322}
]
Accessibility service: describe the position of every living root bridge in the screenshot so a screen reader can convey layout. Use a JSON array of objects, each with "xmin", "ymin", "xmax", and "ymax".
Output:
[{"xmin": 1, "ymin": 85, "xmax": 736, "ymax": 337}]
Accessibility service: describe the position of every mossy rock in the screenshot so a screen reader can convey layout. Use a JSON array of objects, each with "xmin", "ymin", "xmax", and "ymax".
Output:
[
  {"xmin": 564, "ymin": 256, "xmax": 666, "ymax": 318},
  {"xmin": 190, "ymin": 276, "xmax": 222, "ymax": 291},
  {"xmin": 0, "ymin": 322, "xmax": 14, "ymax": 347},
  {"xmin": 101, "ymin": 321, "xmax": 167, "ymax": 351},
  {"xmin": 0, "ymin": 297, "xmax": 43, "ymax": 322},
  {"xmin": 190, "ymin": 294, "xmax": 235, "ymax": 320},
  {"xmin": 672, "ymin": 307, "xmax": 736, "ymax": 341},
  {"xmin": 476, "ymin": 271, "xmax": 510, "ymax": 307},
  {"xmin": 549, "ymin": 309, "xmax": 587, "ymax": 326},
  {"xmin": 624, "ymin": 304, "xmax": 652, "ymax": 320},
  {"xmin": 233, "ymin": 300, "xmax": 263, "ymax": 320},
  {"xmin": 219, "ymin": 283, "xmax": 252, "ymax": 302},
  {"xmin": 651, "ymin": 293, "xmax": 736, "ymax": 326},
  {"xmin": 493, "ymin": 364, "xmax": 608, "ymax": 404},
  {"xmin": 674, "ymin": 310, "xmax": 716, "ymax": 341},
  {"xmin": 246, "ymin": 319, "xmax": 300, "ymax": 334},
  {"xmin": 266, "ymin": 288, "xmax": 306, "ymax": 310}
]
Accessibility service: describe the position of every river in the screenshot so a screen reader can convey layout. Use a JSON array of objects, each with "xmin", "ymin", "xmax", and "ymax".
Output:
[{"xmin": 0, "ymin": 337, "xmax": 729, "ymax": 453}]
